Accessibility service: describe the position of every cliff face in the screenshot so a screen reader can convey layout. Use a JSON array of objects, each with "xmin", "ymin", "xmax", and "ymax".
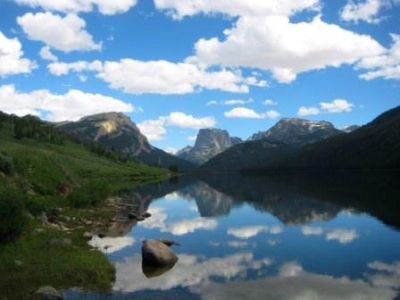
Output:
[{"xmin": 177, "ymin": 128, "xmax": 243, "ymax": 165}]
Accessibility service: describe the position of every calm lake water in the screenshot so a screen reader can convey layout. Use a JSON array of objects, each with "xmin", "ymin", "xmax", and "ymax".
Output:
[{"xmin": 68, "ymin": 173, "xmax": 400, "ymax": 299}]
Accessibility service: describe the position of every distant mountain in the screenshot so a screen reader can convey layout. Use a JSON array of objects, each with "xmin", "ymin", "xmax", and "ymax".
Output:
[
  {"xmin": 201, "ymin": 118, "xmax": 342, "ymax": 171},
  {"xmin": 249, "ymin": 118, "xmax": 341, "ymax": 144},
  {"xmin": 341, "ymin": 125, "xmax": 361, "ymax": 133},
  {"xmin": 58, "ymin": 112, "xmax": 196, "ymax": 171},
  {"xmin": 265, "ymin": 105, "xmax": 400, "ymax": 171},
  {"xmin": 177, "ymin": 128, "xmax": 242, "ymax": 165}
]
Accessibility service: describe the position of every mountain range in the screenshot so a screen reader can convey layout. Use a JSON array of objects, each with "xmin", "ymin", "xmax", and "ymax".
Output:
[
  {"xmin": 55, "ymin": 105, "xmax": 399, "ymax": 172},
  {"xmin": 201, "ymin": 106, "xmax": 400, "ymax": 172},
  {"xmin": 57, "ymin": 112, "xmax": 196, "ymax": 172}
]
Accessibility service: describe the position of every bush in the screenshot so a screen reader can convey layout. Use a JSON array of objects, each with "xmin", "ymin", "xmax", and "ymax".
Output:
[
  {"xmin": 0, "ymin": 189, "xmax": 27, "ymax": 242},
  {"xmin": 0, "ymin": 152, "xmax": 13, "ymax": 174}
]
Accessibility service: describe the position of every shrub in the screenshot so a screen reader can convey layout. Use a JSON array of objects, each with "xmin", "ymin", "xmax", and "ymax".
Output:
[
  {"xmin": 0, "ymin": 152, "xmax": 13, "ymax": 174},
  {"xmin": 0, "ymin": 189, "xmax": 27, "ymax": 242}
]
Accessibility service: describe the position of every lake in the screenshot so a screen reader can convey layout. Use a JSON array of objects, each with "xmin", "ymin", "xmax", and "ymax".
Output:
[{"xmin": 67, "ymin": 172, "xmax": 400, "ymax": 299}]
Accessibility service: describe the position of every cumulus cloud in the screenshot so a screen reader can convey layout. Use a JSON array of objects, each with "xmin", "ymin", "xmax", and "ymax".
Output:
[
  {"xmin": 263, "ymin": 99, "xmax": 277, "ymax": 106},
  {"xmin": 366, "ymin": 261, "xmax": 400, "ymax": 289},
  {"xmin": 0, "ymin": 84, "xmax": 134, "ymax": 122},
  {"xmin": 155, "ymin": 0, "xmax": 385, "ymax": 83},
  {"xmin": 357, "ymin": 33, "xmax": 400, "ymax": 80},
  {"xmin": 0, "ymin": 32, "xmax": 36, "ymax": 77},
  {"xmin": 224, "ymin": 107, "xmax": 280, "ymax": 119},
  {"xmin": 39, "ymin": 46, "xmax": 58, "ymax": 61},
  {"xmin": 297, "ymin": 99, "xmax": 354, "ymax": 116},
  {"xmin": 138, "ymin": 112, "xmax": 216, "ymax": 141},
  {"xmin": 340, "ymin": 0, "xmax": 384, "ymax": 24},
  {"xmin": 49, "ymin": 59, "xmax": 264, "ymax": 94},
  {"xmin": 194, "ymin": 15, "xmax": 384, "ymax": 83},
  {"xmin": 207, "ymin": 98, "xmax": 253, "ymax": 106},
  {"xmin": 17, "ymin": 12, "xmax": 102, "ymax": 52},
  {"xmin": 154, "ymin": 0, "xmax": 321, "ymax": 19},
  {"xmin": 15, "ymin": 0, "xmax": 138, "ymax": 15}
]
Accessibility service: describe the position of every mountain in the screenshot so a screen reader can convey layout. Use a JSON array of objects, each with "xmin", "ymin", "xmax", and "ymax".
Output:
[
  {"xmin": 266, "ymin": 105, "xmax": 400, "ymax": 171},
  {"xmin": 200, "ymin": 118, "xmax": 342, "ymax": 171},
  {"xmin": 177, "ymin": 128, "xmax": 242, "ymax": 165},
  {"xmin": 57, "ymin": 112, "xmax": 196, "ymax": 171},
  {"xmin": 249, "ymin": 118, "xmax": 342, "ymax": 144}
]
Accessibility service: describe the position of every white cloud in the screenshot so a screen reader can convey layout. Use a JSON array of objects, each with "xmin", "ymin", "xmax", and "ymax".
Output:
[
  {"xmin": 224, "ymin": 107, "xmax": 280, "ymax": 119},
  {"xmin": 358, "ymin": 34, "xmax": 400, "ymax": 80},
  {"xmin": 298, "ymin": 106, "xmax": 320, "ymax": 116},
  {"xmin": 326, "ymin": 229, "xmax": 359, "ymax": 244},
  {"xmin": 17, "ymin": 12, "xmax": 102, "ymax": 52},
  {"xmin": 340, "ymin": 0, "xmax": 383, "ymax": 24},
  {"xmin": 320, "ymin": 99, "xmax": 354, "ymax": 113},
  {"xmin": 0, "ymin": 32, "xmax": 36, "ymax": 77},
  {"xmin": 0, "ymin": 84, "xmax": 134, "ymax": 122},
  {"xmin": 137, "ymin": 119, "xmax": 167, "ymax": 141},
  {"xmin": 15, "ymin": 0, "xmax": 138, "ymax": 15},
  {"xmin": 206, "ymin": 98, "xmax": 253, "ymax": 106},
  {"xmin": 194, "ymin": 15, "xmax": 385, "ymax": 83},
  {"xmin": 263, "ymin": 99, "xmax": 277, "ymax": 106},
  {"xmin": 39, "ymin": 46, "xmax": 58, "ymax": 61},
  {"xmin": 52, "ymin": 59, "xmax": 264, "ymax": 94},
  {"xmin": 154, "ymin": 0, "xmax": 321, "ymax": 19},
  {"xmin": 138, "ymin": 112, "xmax": 216, "ymax": 141},
  {"xmin": 297, "ymin": 99, "xmax": 354, "ymax": 116}
]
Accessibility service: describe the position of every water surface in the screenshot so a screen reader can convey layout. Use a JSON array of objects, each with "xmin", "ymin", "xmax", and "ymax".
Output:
[{"xmin": 68, "ymin": 173, "xmax": 400, "ymax": 299}]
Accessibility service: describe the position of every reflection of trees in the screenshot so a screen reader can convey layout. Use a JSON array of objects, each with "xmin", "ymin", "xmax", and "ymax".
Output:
[
  {"xmin": 199, "ymin": 172, "xmax": 400, "ymax": 228},
  {"xmin": 195, "ymin": 174, "xmax": 340, "ymax": 225},
  {"xmin": 109, "ymin": 176, "xmax": 196, "ymax": 236}
]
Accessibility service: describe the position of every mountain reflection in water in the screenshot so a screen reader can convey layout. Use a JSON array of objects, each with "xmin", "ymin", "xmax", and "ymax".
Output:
[{"xmin": 67, "ymin": 172, "xmax": 400, "ymax": 300}]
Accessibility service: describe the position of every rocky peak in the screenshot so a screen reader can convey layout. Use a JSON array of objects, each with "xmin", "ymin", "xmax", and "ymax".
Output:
[
  {"xmin": 249, "ymin": 118, "xmax": 341, "ymax": 145},
  {"xmin": 177, "ymin": 128, "xmax": 243, "ymax": 165}
]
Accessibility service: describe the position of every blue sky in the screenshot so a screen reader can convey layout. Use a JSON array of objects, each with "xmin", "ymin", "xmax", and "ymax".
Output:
[{"xmin": 0, "ymin": 0, "xmax": 399, "ymax": 153}]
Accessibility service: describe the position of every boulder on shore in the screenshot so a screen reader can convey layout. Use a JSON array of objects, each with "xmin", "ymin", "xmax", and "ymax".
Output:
[{"xmin": 141, "ymin": 239, "xmax": 178, "ymax": 266}]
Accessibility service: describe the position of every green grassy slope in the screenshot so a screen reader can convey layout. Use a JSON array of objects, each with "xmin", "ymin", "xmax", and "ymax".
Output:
[{"xmin": 0, "ymin": 113, "xmax": 170, "ymax": 299}]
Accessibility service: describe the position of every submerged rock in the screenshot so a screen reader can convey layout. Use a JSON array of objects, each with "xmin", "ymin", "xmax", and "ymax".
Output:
[
  {"xmin": 141, "ymin": 239, "xmax": 178, "ymax": 266},
  {"xmin": 31, "ymin": 285, "xmax": 63, "ymax": 299}
]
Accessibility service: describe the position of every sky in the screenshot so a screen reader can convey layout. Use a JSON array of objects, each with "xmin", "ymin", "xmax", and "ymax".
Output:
[{"xmin": 0, "ymin": 0, "xmax": 399, "ymax": 153}]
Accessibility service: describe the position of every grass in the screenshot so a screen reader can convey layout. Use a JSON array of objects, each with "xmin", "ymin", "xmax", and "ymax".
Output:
[{"xmin": 0, "ymin": 118, "xmax": 172, "ymax": 299}]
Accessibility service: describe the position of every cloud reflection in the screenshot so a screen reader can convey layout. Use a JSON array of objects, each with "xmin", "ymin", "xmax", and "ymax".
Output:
[
  {"xmin": 196, "ymin": 261, "xmax": 398, "ymax": 300},
  {"xmin": 227, "ymin": 225, "xmax": 283, "ymax": 239},
  {"xmin": 301, "ymin": 226, "xmax": 359, "ymax": 244},
  {"xmin": 88, "ymin": 236, "xmax": 135, "ymax": 254},
  {"xmin": 366, "ymin": 261, "xmax": 400, "ymax": 289},
  {"xmin": 114, "ymin": 252, "xmax": 272, "ymax": 293},
  {"xmin": 326, "ymin": 229, "xmax": 359, "ymax": 244},
  {"xmin": 141, "ymin": 206, "xmax": 218, "ymax": 236}
]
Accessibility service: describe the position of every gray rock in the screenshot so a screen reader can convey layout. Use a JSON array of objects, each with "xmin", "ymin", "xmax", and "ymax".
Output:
[
  {"xmin": 31, "ymin": 285, "xmax": 63, "ymax": 299},
  {"xmin": 142, "ymin": 240, "xmax": 178, "ymax": 266}
]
